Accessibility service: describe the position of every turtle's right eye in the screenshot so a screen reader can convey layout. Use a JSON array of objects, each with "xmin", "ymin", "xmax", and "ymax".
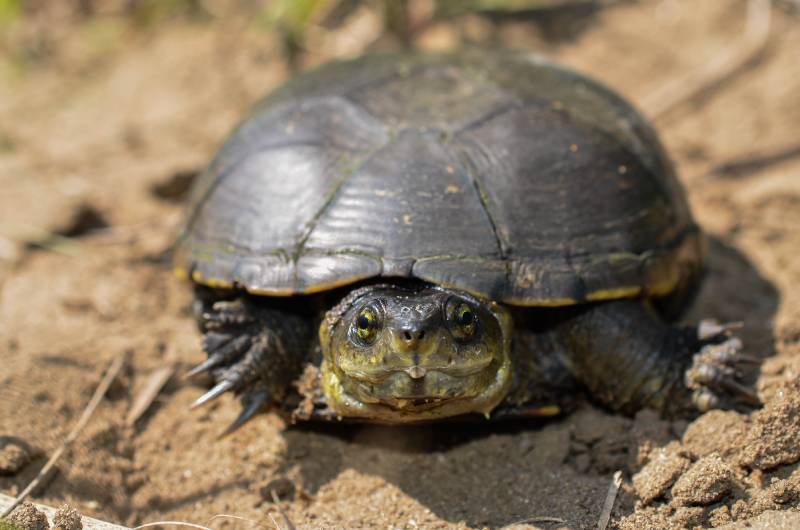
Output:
[{"xmin": 353, "ymin": 306, "xmax": 381, "ymax": 345}]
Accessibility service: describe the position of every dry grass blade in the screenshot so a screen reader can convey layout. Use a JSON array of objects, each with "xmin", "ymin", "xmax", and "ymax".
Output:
[
  {"xmin": 706, "ymin": 142, "xmax": 800, "ymax": 178},
  {"xmin": 125, "ymin": 364, "xmax": 176, "ymax": 427},
  {"xmin": 641, "ymin": 0, "xmax": 772, "ymax": 121},
  {"xmin": 0, "ymin": 351, "xmax": 129, "ymax": 518},
  {"xmin": 132, "ymin": 522, "xmax": 213, "ymax": 530},
  {"xmin": 597, "ymin": 470, "xmax": 623, "ymax": 530},
  {"xmin": 499, "ymin": 515, "xmax": 567, "ymax": 529},
  {"xmin": 207, "ymin": 514, "xmax": 278, "ymax": 530}
]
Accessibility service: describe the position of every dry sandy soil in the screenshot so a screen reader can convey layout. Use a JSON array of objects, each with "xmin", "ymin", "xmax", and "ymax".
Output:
[{"xmin": 2, "ymin": 1, "xmax": 800, "ymax": 529}]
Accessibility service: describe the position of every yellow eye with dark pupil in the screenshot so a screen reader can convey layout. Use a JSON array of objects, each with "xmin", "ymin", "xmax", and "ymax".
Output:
[
  {"xmin": 355, "ymin": 308, "xmax": 378, "ymax": 343},
  {"xmin": 454, "ymin": 303, "xmax": 476, "ymax": 338},
  {"xmin": 357, "ymin": 313, "xmax": 372, "ymax": 330},
  {"xmin": 456, "ymin": 307, "xmax": 474, "ymax": 326}
]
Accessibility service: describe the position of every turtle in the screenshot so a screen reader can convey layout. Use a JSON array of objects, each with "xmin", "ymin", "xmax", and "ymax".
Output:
[{"xmin": 173, "ymin": 51, "xmax": 759, "ymax": 432}]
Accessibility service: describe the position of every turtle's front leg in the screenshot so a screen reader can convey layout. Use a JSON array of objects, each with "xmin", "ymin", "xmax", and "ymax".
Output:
[
  {"xmin": 554, "ymin": 300, "xmax": 760, "ymax": 415},
  {"xmin": 188, "ymin": 291, "xmax": 313, "ymax": 433}
]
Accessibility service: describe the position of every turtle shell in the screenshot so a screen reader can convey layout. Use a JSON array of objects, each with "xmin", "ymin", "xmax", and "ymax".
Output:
[{"xmin": 174, "ymin": 51, "xmax": 704, "ymax": 306}]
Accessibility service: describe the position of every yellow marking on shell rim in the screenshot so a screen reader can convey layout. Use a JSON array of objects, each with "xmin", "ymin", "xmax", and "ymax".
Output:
[
  {"xmin": 525, "ymin": 405, "xmax": 562, "ymax": 417},
  {"xmin": 193, "ymin": 273, "xmax": 234, "ymax": 290},
  {"xmin": 585, "ymin": 285, "xmax": 642, "ymax": 302},
  {"xmin": 505, "ymin": 296, "xmax": 577, "ymax": 307},
  {"xmin": 246, "ymin": 286, "xmax": 299, "ymax": 297},
  {"xmin": 297, "ymin": 274, "xmax": 373, "ymax": 295}
]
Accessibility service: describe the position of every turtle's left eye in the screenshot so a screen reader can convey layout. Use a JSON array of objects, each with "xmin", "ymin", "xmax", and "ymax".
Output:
[{"xmin": 449, "ymin": 302, "xmax": 477, "ymax": 341}]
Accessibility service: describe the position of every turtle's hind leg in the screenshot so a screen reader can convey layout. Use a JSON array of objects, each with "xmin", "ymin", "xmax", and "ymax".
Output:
[
  {"xmin": 554, "ymin": 300, "xmax": 760, "ymax": 416},
  {"xmin": 188, "ymin": 288, "xmax": 313, "ymax": 433}
]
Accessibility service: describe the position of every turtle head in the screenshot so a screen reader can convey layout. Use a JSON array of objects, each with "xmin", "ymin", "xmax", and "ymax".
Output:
[{"xmin": 319, "ymin": 284, "xmax": 513, "ymax": 422}]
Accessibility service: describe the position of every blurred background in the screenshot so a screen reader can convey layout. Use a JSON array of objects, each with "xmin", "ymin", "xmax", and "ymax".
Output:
[{"xmin": 2, "ymin": 1, "xmax": 800, "ymax": 529}]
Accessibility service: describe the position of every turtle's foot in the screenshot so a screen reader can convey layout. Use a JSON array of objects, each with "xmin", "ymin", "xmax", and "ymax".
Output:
[
  {"xmin": 684, "ymin": 320, "xmax": 761, "ymax": 412},
  {"xmin": 188, "ymin": 297, "xmax": 311, "ymax": 434}
]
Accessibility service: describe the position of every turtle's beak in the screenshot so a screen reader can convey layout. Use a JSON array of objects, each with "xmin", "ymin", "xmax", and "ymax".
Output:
[{"xmin": 405, "ymin": 365, "xmax": 426, "ymax": 379}]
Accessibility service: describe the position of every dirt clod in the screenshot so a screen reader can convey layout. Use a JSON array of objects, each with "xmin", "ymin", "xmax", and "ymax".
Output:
[
  {"xmin": 632, "ymin": 442, "xmax": 691, "ymax": 505},
  {"xmin": 737, "ymin": 380, "xmax": 800, "ymax": 470},
  {"xmin": 768, "ymin": 478, "xmax": 799, "ymax": 504},
  {"xmin": 53, "ymin": 505, "xmax": 82, "ymax": 530},
  {"xmin": 0, "ymin": 438, "xmax": 32, "ymax": 476},
  {"xmin": 671, "ymin": 506, "xmax": 706, "ymax": 528},
  {"xmin": 707, "ymin": 504, "xmax": 733, "ymax": 527},
  {"xmin": 682, "ymin": 410, "xmax": 748, "ymax": 459},
  {"xmin": 7, "ymin": 503, "xmax": 49, "ymax": 530},
  {"xmin": 671, "ymin": 454, "xmax": 735, "ymax": 506}
]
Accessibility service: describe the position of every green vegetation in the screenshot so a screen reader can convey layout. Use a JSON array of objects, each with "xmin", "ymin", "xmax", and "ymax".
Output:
[
  {"xmin": 0, "ymin": 518, "xmax": 24, "ymax": 530},
  {"xmin": 0, "ymin": 0, "xmax": 20, "ymax": 28}
]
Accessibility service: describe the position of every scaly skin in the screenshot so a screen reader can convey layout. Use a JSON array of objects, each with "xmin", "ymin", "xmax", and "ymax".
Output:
[{"xmin": 188, "ymin": 283, "xmax": 758, "ymax": 431}]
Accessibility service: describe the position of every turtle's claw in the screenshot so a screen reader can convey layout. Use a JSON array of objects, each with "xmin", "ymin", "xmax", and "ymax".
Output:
[
  {"xmin": 191, "ymin": 379, "xmax": 236, "ymax": 409},
  {"xmin": 189, "ymin": 296, "xmax": 311, "ymax": 432},
  {"xmin": 186, "ymin": 334, "xmax": 253, "ymax": 378},
  {"xmin": 221, "ymin": 389, "xmax": 270, "ymax": 437},
  {"xmin": 685, "ymin": 334, "xmax": 761, "ymax": 411}
]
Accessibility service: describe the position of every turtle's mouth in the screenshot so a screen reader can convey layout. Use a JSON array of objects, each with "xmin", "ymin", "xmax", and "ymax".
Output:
[
  {"xmin": 343, "ymin": 366, "xmax": 495, "ymax": 409},
  {"xmin": 321, "ymin": 360, "xmax": 512, "ymax": 422},
  {"xmin": 384, "ymin": 396, "xmax": 452, "ymax": 410}
]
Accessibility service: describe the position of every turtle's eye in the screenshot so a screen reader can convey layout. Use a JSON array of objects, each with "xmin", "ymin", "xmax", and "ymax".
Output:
[
  {"xmin": 353, "ymin": 306, "xmax": 380, "ymax": 345},
  {"xmin": 449, "ymin": 302, "xmax": 477, "ymax": 341}
]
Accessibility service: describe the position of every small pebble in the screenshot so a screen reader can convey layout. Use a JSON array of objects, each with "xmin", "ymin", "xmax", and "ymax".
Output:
[
  {"xmin": 0, "ymin": 438, "xmax": 32, "ymax": 476},
  {"xmin": 7, "ymin": 502, "xmax": 49, "ymax": 530},
  {"xmin": 53, "ymin": 504, "xmax": 82, "ymax": 530}
]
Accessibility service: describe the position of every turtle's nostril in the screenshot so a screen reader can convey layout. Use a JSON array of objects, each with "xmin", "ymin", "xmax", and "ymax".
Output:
[{"xmin": 401, "ymin": 329, "xmax": 425, "ymax": 342}]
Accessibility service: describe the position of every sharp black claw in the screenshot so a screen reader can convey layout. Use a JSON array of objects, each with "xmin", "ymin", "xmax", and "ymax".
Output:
[
  {"xmin": 719, "ymin": 377, "xmax": 762, "ymax": 406},
  {"xmin": 185, "ymin": 353, "xmax": 224, "ymax": 378},
  {"xmin": 221, "ymin": 390, "xmax": 270, "ymax": 437},
  {"xmin": 190, "ymin": 379, "xmax": 235, "ymax": 409}
]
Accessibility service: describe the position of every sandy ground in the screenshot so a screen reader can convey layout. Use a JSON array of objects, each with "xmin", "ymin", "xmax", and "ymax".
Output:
[{"xmin": 2, "ymin": 1, "xmax": 800, "ymax": 529}]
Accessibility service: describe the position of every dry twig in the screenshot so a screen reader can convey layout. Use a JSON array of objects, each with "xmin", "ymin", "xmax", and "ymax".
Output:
[
  {"xmin": 500, "ymin": 515, "xmax": 567, "ymax": 529},
  {"xmin": 269, "ymin": 490, "xmax": 297, "ymax": 530},
  {"xmin": 1, "ymin": 352, "xmax": 129, "ymax": 518},
  {"xmin": 641, "ymin": 0, "xmax": 773, "ymax": 121},
  {"xmin": 706, "ymin": 142, "xmax": 800, "ymax": 178},
  {"xmin": 125, "ymin": 364, "xmax": 176, "ymax": 427},
  {"xmin": 597, "ymin": 470, "xmax": 623, "ymax": 530}
]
